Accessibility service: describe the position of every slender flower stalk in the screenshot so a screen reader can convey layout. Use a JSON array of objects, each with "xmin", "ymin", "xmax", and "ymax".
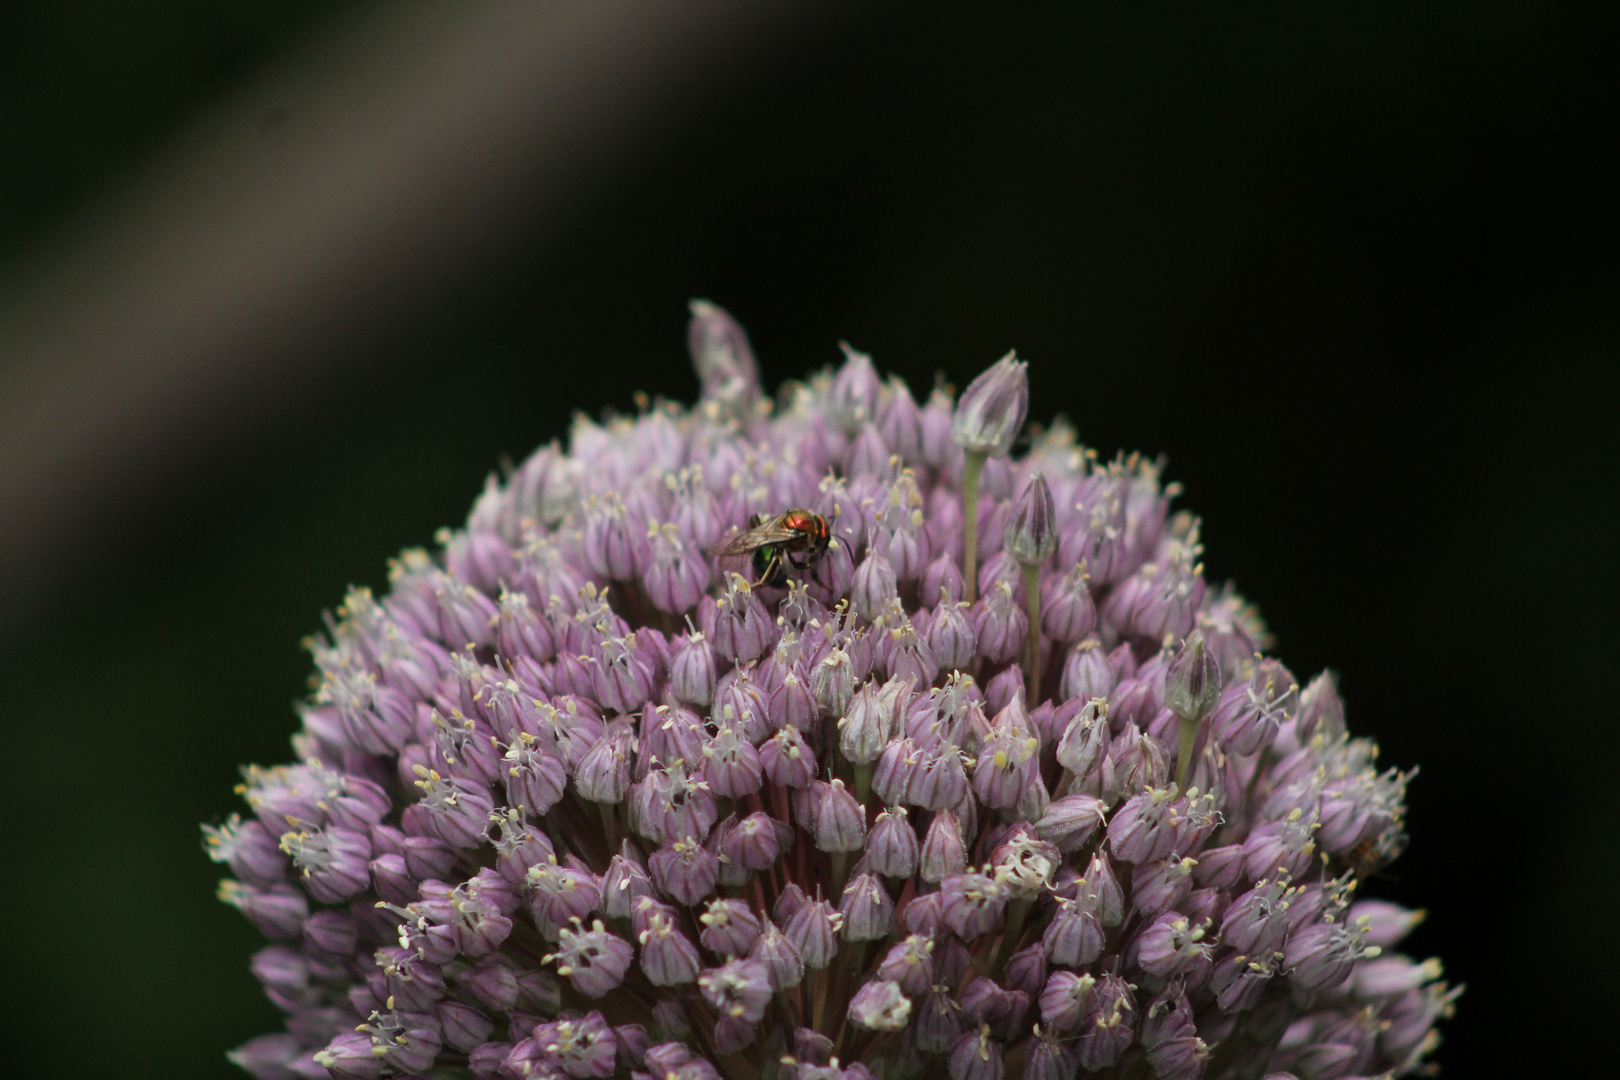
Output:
[
  {"xmin": 961, "ymin": 448, "xmax": 986, "ymax": 604},
  {"xmin": 1004, "ymin": 471, "xmax": 1056, "ymax": 702},
  {"xmin": 208, "ymin": 303, "xmax": 1452, "ymax": 1080},
  {"xmin": 1021, "ymin": 561, "xmax": 1041, "ymax": 699},
  {"xmin": 1166, "ymin": 629, "xmax": 1222, "ymax": 789},
  {"xmin": 951, "ymin": 351, "xmax": 1028, "ymax": 602}
]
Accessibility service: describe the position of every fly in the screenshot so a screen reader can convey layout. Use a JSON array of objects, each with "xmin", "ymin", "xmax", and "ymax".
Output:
[
  {"xmin": 1346, "ymin": 828, "xmax": 1408, "ymax": 883},
  {"xmin": 715, "ymin": 509, "xmax": 832, "ymax": 588}
]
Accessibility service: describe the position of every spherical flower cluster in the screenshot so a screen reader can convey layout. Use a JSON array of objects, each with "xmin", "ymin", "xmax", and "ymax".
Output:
[{"xmin": 208, "ymin": 302, "xmax": 1455, "ymax": 1080}]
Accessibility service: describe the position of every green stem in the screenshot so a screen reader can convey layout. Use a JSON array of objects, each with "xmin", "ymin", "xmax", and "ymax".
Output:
[
  {"xmin": 1021, "ymin": 563, "xmax": 1042, "ymax": 703},
  {"xmin": 598, "ymin": 801, "xmax": 621, "ymax": 858},
  {"xmin": 962, "ymin": 450, "xmax": 987, "ymax": 604},
  {"xmin": 773, "ymin": 991, "xmax": 797, "ymax": 1049},
  {"xmin": 811, "ymin": 963, "xmax": 830, "ymax": 1034},
  {"xmin": 995, "ymin": 895, "xmax": 1032, "ymax": 970},
  {"xmin": 1176, "ymin": 716, "xmax": 1199, "ymax": 790},
  {"xmin": 854, "ymin": 761, "xmax": 874, "ymax": 807}
]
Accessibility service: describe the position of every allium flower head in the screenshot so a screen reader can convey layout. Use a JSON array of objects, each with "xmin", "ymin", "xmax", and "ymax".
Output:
[{"xmin": 209, "ymin": 300, "xmax": 1454, "ymax": 1080}]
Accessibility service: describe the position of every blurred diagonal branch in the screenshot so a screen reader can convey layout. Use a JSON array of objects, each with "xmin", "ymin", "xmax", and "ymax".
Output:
[{"xmin": 0, "ymin": 0, "xmax": 841, "ymax": 620}]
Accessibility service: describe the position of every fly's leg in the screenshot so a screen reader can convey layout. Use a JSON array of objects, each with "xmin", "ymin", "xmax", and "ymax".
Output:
[{"xmin": 752, "ymin": 549, "xmax": 788, "ymax": 589}]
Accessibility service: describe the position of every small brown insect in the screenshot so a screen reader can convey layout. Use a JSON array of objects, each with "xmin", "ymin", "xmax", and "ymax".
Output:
[
  {"xmin": 715, "ymin": 509, "xmax": 831, "ymax": 588},
  {"xmin": 1346, "ymin": 828, "xmax": 1408, "ymax": 882}
]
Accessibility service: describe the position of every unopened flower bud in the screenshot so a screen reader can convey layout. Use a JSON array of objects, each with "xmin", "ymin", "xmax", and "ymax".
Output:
[
  {"xmin": 839, "ymin": 871, "xmax": 894, "ymax": 941},
  {"xmin": 947, "ymin": 1024, "xmax": 1005, "ymax": 1080},
  {"xmin": 688, "ymin": 300, "xmax": 760, "ymax": 418},
  {"xmin": 302, "ymin": 909, "xmax": 358, "ymax": 957},
  {"xmin": 759, "ymin": 725, "xmax": 817, "ymax": 788},
  {"xmin": 927, "ymin": 599, "xmax": 978, "ymax": 672},
  {"xmin": 701, "ymin": 722, "xmax": 763, "ymax": 799},
  {"xmin": 866, "ymin": 806, "xmax": 920, "ymax": 878},
  {"xmin": 839, "ymin": 679, "xmax": 897, "ymax": 764},
  {"xmin": 576, "ymin": 722, "xmax": 634, "ymax": 804},
  {"xmin": 879, "ymin": 375, "xmax": 924, "ymax": 463},
  {"xmin": 1165, "ymin": 631, "xmax": 1221, "ymax": 723},
  {"xmin": 1004, "ymin": 472, "xmax": 1057, "ymax": 566},
  {"xmin": 1043, "ymin": 894, "xmax": 1105, "ymax": 969},
  {"xmin": 960, "ymin": 977, "xmax": 1030, "ymax": 1043},
  {"xmin": 649, "ymin": 837, "xmax": 719, "ymax": 906},
  {"xmin": 810, "ymin": 778, "xmax": 866, "ymax": 853},
  {"xmin": 773, "ymin": 883, "xmax": 808, "ymax": 927},
  {"xmin": 669, "ymin": 633, "xmax": 718, "ymax": 708},
  {"xmin": 770, "ymin": 668, "xmax": 818, "ymax": 732},
  {"xmin": 920, "ymin": 809, "xmax": 969, "ymax": 883},
  {"xmin": 831, "ymin": 343, "xmax": 884, "ymax": 434},
  {"xmin": 785, "ymin": 898, "xmax": 842, "ymax": 969},
  {"xmin": 1034, "ymin": 793, "xmax": 1107, "ymax": 853},
  {"xmin": 601, "ymin": 848, "xmax": 655, "ymax": 920},
  {"xmin": 1296, "ymin": 669, "xmax": 1346, "ymax": 741},
  {"xmin": 720, "ymin": 811, "xmax": 783, "ymax": 873},
  {"xmin": 615, "ymin": 1023, "xmax": 651, "ymax": 1071},
  {"xmin": 218, "ymin": 880, "xmax": 307, "ymax": 940},
  {"xmin": 637, "ymin": 908, "xmax": 701, "ymax": 991},
  {"xmin": 1060, "ymin": 637, "xmax": 1113, "ymax": 701},
  {"xmin": 973, "ymin": 580, "xmax": 1028, "ymax": 664},
  {"xmin": 1024, "ymin": 1026, "xmax": 1078, "ymax": 1080},
  {"xmin": 227, "ymin": 1034, "xmax": 304, "ymax": 1080},
  {"xmin": 712, "ymin": 575, "xmax": 777, "ymax": 665},
  {"xmin": 811, "ymin": 646, "xmax": 856, "ymax": 719},
  {"xmin": 852, "ymin": 549, "xmax": 899, "ymax": 622},
  {"xmin": 643, "ymin": 522, "xmax": 708, "ymax": 614},
  {"xmin": 913, "ymin": 988, "xmax": 966, "ymax": 1053},
  {"xmin": 951, "ymin": 352, "xmax": 1029, "ymax": 458},
  {"xmin": 457, "ymin": 956, "xmax": 520, "ymax": 1013},
  {"xmin": 748, "ymin": 920, "xmax": 804, "ymax": 991}
]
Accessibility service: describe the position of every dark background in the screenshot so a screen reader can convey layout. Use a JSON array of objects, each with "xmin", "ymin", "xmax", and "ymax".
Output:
[{"xmin": 2, "ymin": 2, "xmax": 1615, "ymax": 1076}]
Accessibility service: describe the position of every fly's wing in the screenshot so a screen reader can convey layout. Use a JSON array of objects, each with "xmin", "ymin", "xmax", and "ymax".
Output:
[{"xmin": 715, "ymin": 520, "xmax": 799, "ymax": 557}]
